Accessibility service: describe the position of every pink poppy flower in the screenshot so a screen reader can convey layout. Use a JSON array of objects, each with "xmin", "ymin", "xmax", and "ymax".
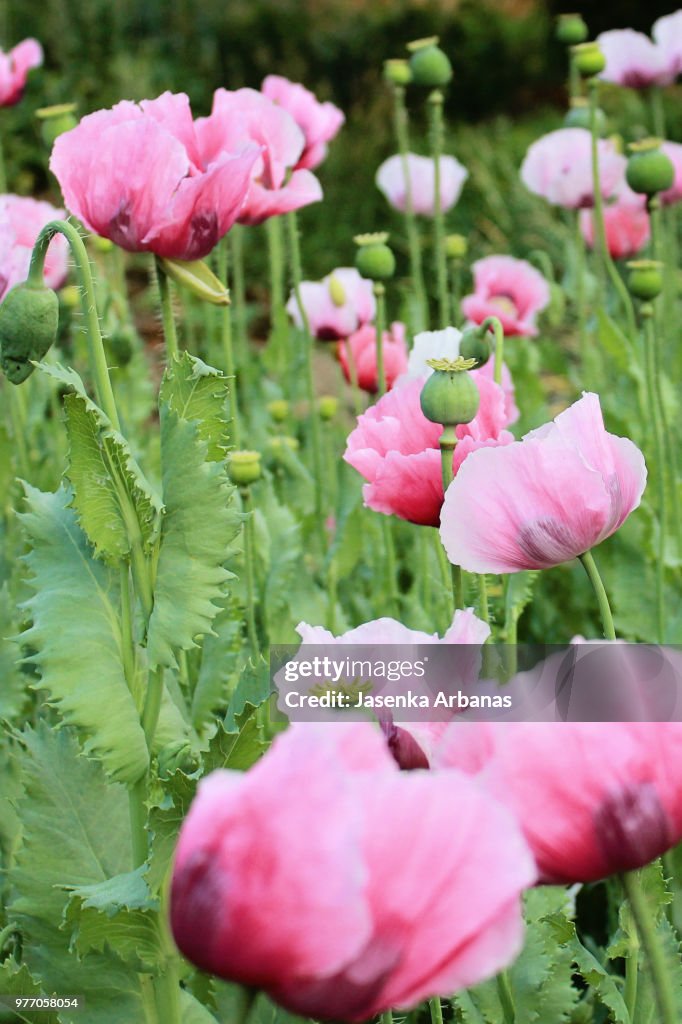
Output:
[
  {"xmin": 0, "ymin": 39, "xmax": 42, "ymax": 107},
  {"xmin": 0, "ymin": 195, "xmax": 68, "ymax": 301},
  {"xmin": 460, "ymin": 255, "xmax": 550, "ymax": 338},
  {"xmin": 435, "ymin": 721, "xmax": 682, "ymax": 883},
  {"xmin": 376, "ymin": 153, "xmax": 468, "ymax": 216},
  {"xmin": 579, "ymin": 185, "xmax": 649, "ymax": 259},
  {"xmin": 261, "ymin": 75, "xmax": 345, "ymax": 170},
  {"xmin": 439, "ymin": 392, "xmax": 647, "ymax": 574},
  {"xmin": 339, "ymin": 321, "xmax": 409, "ymax": 393},
  {"xmin": 286, "ymin": 267, "xmax": 375, "ymax": 340},
  {"xmin": 653, "ymin": 11, "xmax": 682, "ymax": 79},
  {"xmin": 521, "ymin": 128, "xmax": 626, "ymax": 209},
  {"xmin": 171, "ymin": 722, "xmax": 536, "ymax": 1020},
  {"xmin": 197, "ymin": 88, "xmax": 323, "ymax": 225},
  {"xmin": 344, "ymin": 372, "xmax": 514, "ymax": 527},
  {"xmin": 597, "ymin": 28, "xmax": 674, "ymax": 89},
  {"xmin": 402, "ymin": 326, "xmax": 519, "ymax": 425},
  {"xmin": 659, "ymin": 141, "xmax": 682, "ymax": 205},
  {"xmin": 50, "ymin": 92, "xmax": 260, "ymax": 260}
]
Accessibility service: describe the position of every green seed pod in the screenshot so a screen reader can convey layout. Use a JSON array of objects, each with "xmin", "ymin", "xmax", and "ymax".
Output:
[
  {"xmin": 564, "ymin": 98, "xmax": 606, "ymax": 135},
  {"xmin": 354, "ymin": 233, "xmax": 396, "ymax": 281},
  {"xmin": 572, "ymin": 42, "xmax": 606, "ymax": 78},
  {"xmin": 384, "ymin": 59, "xmax": 412, "ymax": 87},
  {"xmin": 420, "ymin": 357, "xmax": 480, "ymax": 426},
  {"xmin": 318, "ymin": 395, "xmax": 339, "ymax": 421},
  {"xmin": 459, "ymin": 326, "xmax": 491, "ymax": 368},
  {"xmin": 107, "ymin": 325, "xmax": 136, "ymax": 368},
  {"xmin": 407, "ymin": 38, "xmax": 453, "ymax": 88},
  {"xmin": 0, "ymin": 282, "xmax": 60, "ymax": 384},
  {"xmin": 445, "ymin": 233, "xmax": 468, "ymax": 259},
  {"xmin": 627, "ymin": 260, "xmax": 663, "ymax": 301},
  {"xmin": 556, "ymin": 13, "xmax": 588, "ymax": 46},
  {"xmin": 228, "ymin": 450, "xmax": 262, "ymax": 486},
  {"xmin": 626, "ymin": 140, "xmax": 674, "ymax": 197},
  {"xmin": 36, "ymin": 103, "xmax": 78, "ymax": 148},
  {"xmin": 267, "ymin": 398, "xmax": 289, "ymax": 423}
]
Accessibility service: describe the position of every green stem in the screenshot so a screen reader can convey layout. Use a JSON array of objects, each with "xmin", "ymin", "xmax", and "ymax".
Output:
[
  {"xmin": 128, "ymin": 780, "xmax": 148, "ymax": 867},
  {"xmin": 240, "ymin": 486, "xmax": 260, "ymax": 658},
  {"xmin": 574, "ymin": 211, "xmax": 588, "ymax": 369},
  {"xmin": 625, "ymin": 939, "xmax": 639, "ymax": 1024},
  {"xmin": 477, "ymin": 572, "xmax": 490, "ymax": 624},
  {"xmin": 343, "ymin": 333, "xmax": 363, "ymax": 416},
  {"xmin": 588, "ymin": 81, "xmax": 637, "ymax": 338},
  {"xmin": 7, "ymin": 385, "xmax": 30, "ymax": 479},
  {"xmin": 641, "ymin": 304, "xmax": 667, "ymax": 643},
  {"xmin": 440, "ymin": 425, "xmax": 463, "ymax": 608},
  {"xmin": 428, "ymin": 89, "xmax": 449, "ymax": 328},
  {"xmin": 392, "ymin": 84, "xmax": 427, "ymax": 331},
  {"xmin": 429, "ymin": 997, "xmax": 444, "ymax": 1024},
  {"xmin": 579, "ymin": 549, "xmax": 616, "ymax": 640},
  {"xmin": 231, "ymin": 223, "xmax": 248, "ymax": 373},
  {"xmin": 381, "ymin": 1013, "xmax": 393, "ymax": 1024},
  {"xmin": 29, "ymin": 221, "xmax": 120, "ymax": 428},
  {"xmin": 496, "ymin": 972, "xmax": 516, "ymax": 1024},
  {"xmin": 141, "ymin": 665, "xmax": 165, "ymax": 751},
  {"xmin": 217, "ymin": 238, "xmax": 241, "ymax": 447},
  {"xmin": 0, "ymin": 923, "xmax": 19, "ymax": 955},
  {"xmin": 569, "ymin": 51, "xmax": 580, "ymax": 102},
  {"xmin": 266, "ymin": 215, "xmax": 288, "ymax": 376},
  {"xmin": 450, "ymin": 258, "xmax": 462, "ymax": 322},
  {"xmin": 434, "ymin": 526, "xmax": 455, "ymax": 625},
  {"xmin": 650, "ymin": 87, "xmax": 666, "ymax": 139},
  {"xmin": 482, "ymin": 316, "xmax": 504, "ymax": 386},
  {"xmin": 621, "ymin": 870, "xmax": 677, "ymax": 1024},
  {"xmin": 234, "ymin": 990, "xmax": 257, "ymax": 1024},
  {"xmin": 374, "ymin": 282, "xmax": 387, "ymax": 396},
  {"xmin": 155, "ymin": 259, "xmax": 179, "ymax": 361},
  {"xmin": 285, "ymin": 211, "xmax": 325, "ymax": 534},
  {"xmin": 382, "ymin": 517, "xmax": 399, "ymax": 616}
]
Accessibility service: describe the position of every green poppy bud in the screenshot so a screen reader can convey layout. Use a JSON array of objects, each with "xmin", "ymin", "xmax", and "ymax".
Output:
[
  {"xmin": 627, "ymin": 260, "xmax": 663, "ymax": 301},
  {"xmin": 90, "ymin": 235, "xmax": 114, "ymax": 254},
  {"xmin": 267, "ymin": 399, "xmax": 289, "ymax": 423},
  {"xmin": 626, "ymin": 139, "xmax": 674, "ymax": 197},
  {"xmin": 384, "ymin": 59, "xmax": 412, "ymax": 87},
  {"xmin": 445, "ymin": 233, "xmax": 468, "ymax": 259},
  {"xmin": 459, "ymin": 326, "xmax": 491, "ymax": 368},
  {"xmin": 318, "ymin": 395, "xmax": 339, "ymax": 421},
  {"xmin": 564, "ymin": 98, "xmax": 606, "ymax": 135},
  {"xmin": 420, "ymin": 357, "xmax": 480, "ymax": 426},
  {"xmin": 354, "ymin": 233, "xmax": 395, "ymax": 281},
  {"xmin": 572, "ymin": 42, "xmax": 606, "ymax": 78},
  {"xmin": 0, "ymin": 282, "xmax": 59, "ymax": 384},
  {"xmin": 407, "ymin": 37, "xmax": 453, "ymax": 88},
  {"xmin": 556, "ymin": 13, "xmax": 589, "ymax": 46},
  {"xmin": 228, "ymin": 450, "xmax": 262, "ymax": 486},
  {"xmin": 107, "ymin": 325, "xmax": 136, "ymax": 368},
  {"xmin": 35, "ymin": 103, "xmax": 78, "ymax": 148}
]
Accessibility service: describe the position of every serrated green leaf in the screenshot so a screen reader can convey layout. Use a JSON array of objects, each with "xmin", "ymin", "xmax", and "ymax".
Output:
[
  {"xmin": 37, "ymin": 362, "xmax": 162, "ymax": 565},
  {"xmin": 159, "ymin": 351, "xmax": 228, "ymax": 462},
  {"xmin": 503, "ymin": 570, "xmax": 539, "ymax": 640},
  {"xmin": 179, "ymin": 988, "xmax": 221, "ymax": 1023},
  {"xmin": 192, "ymin": 599, "xmax": 244, "ymax": 735},
  {"xmin": 147, "ymin": 355, "xmax": 240, "ymax": 668},
  {"xmin": 546, "ymin": 913, "xmax": 629, "ymax": 1023},
  {"xmin": 7, "ymin": 725, "xmax": 146, "ymax": 1023},
  {"xmin": 0, "ymin": 585, "xmax": 25, "ymax": 723},
  {"xmin": 207, "ymin": 702, "xmax": 268, "ymax": 774},
  {"xmin": 0, "ymin": 962, "xmax": 60, "ymax": 1024},
  {"xmin": 19, "ymin": 485, "xmax": 149, "ymax": 783}
]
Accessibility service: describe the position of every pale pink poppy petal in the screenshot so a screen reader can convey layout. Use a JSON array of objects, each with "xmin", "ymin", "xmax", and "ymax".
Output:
[
  {"xmin": 376, "ymin": 153, "xmax": 468, "ymax": 216},
  {"xmin": 653, "ymin": 10, "xmax": 682, "ymax": 78},
  {"xmin": 0, "ymin": 38, "xmax": 43, "ymax": 106},
  {"xmin": 521, "ymin": 128, "xmax": 626, "ymax": 209},
  {"xmin": 262, "ymin": 74, "xmax": 344, "ymax": 170},
  {"xmin": 461, "ymin": 255, "xmax": 550, "ymax": 337},
  {"xmin": 238, "ymin": 167, "xmax": 322, "ymax": 225},
  {"xmin": 597, "ymin": 28, "xmax": 673, "ymax": 88},
  {"xmin": 659, "ymin": 141, "xmax": 682, "ymax": 205}
]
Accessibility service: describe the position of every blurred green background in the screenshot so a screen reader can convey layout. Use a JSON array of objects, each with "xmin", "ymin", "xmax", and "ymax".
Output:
[{"xmin": 2, "ymin": 0, "xmax": 681, "ymax": 277}]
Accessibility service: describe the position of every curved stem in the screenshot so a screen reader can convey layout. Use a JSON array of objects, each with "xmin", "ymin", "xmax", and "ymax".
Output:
[
  {"xmin": 374, "ymin": 282, "xmax": 387, "ymax": 396},
  {"xmin": 621, "ymin": 870, "xmax": 676, "ymax": 1024},
  {"xmin": 392, "ymin": 84, "xmax": 427, "ymax": 331},
  {"xmin": 579, "ymin": 549, "xmax": 616, "ymax": 640},
  {"xmin": 482, "ymin": 316, "xmax": 505, "ymax": 386},
  {"xmin": 29, "ymin": 221, "xmax": 120, "ymax": 428},
  {"xmin": 217, "ymin": 238, "xmax": 241, "ymax": 447},
  {"xmin": 155, "ymin": 258, "xmax": 179, "ymax": 362},
  {"xmin": 587, "ymin": 81, "xmax": 637, "ymax": 338},
  {"xmin": 428, "ymin": 89, "xmax": 449, "ymax": 328}
]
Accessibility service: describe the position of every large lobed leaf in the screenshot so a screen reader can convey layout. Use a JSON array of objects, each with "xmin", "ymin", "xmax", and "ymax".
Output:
[
  {"xmin": 19, "ymin": 485, "xmax": 149, "ymax": 784},
  {"xmin": 147, "ymin": 354, "xmax": 240, "ymax": 668}
]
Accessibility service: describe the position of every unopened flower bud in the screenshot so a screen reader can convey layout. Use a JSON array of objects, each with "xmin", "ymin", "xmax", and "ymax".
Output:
[
  {"xmin": 327, "ymin": 273, "xmax": 347, "ymax": 307},
  {"xmin": 626, "ymin": 139, "xmax": 674, "ymax": 197},
  {"xmin": 354, "ymin": 233, "xmax": 395, "ymax": 281},
  {"xmin": 459, "ymin": 325, "xmax": 490, "ymax": 367},
  {"xmin": 318, "ymin": 395, "xmax": 339, "ymax": 421},
  {"xmin": 228, "ymin": 450, "xmax": 262, "ymax": 486},
  {"xmin": 407, "ymin": 37, "xmax": 453, "ymax": 88},
  {"xmin": 267, "ymin": 435, "xmax": 300, "ymax": 458},
  {"xmin": 90, "ymin": 235, "xmax": 114, "ymax": 254},
  {"xmin": 572, "ymin": 42, "xmax": 606, "ymax": 78},
  {"xmin": 60, "ymin": 284, "xmax": 81, "ymax": 309},
  {"xmin": 0, "ymin": 282, "xmax": 59, "ymax": 384},
  {"xmin": 445, "ymin": 233, "xmax": 467, "ymax": 259},
  {"xmin": 36, "ymin": 103, "xmax": 78, "ymax": 147},
  {"xmin": 159, "ymin": 257, "xmax": 229, "ymax": 305},
  {"xmin": 420, "ymin": 357, "xmax": 480, "ymax": 426},
  {"xmin": 564, "ymin": 98, "xmax": 606, "ymax": 135},
  {"xmin": 556, "ymin": 13, "xmax": 588, "ymax": 46},
  {"xmin": 107, "ymin": 325, "xmax": 136, "ymax": 367},
  {"xmin": 384, "ymin": 59, "xmax": 412, "ymax": 86},
  {"xmin": 267, "ymin": 399, "xmax": 289, "ymax": 423},
  {"xmin": 627, "ymin": 260, "xmax": 663, "ymax": 301}
]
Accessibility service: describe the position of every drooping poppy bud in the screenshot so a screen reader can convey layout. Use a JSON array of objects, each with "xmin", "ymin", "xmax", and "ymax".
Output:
[{"xmin": 0, "ymin": 281, "xmax": 59, "ymax": 384}]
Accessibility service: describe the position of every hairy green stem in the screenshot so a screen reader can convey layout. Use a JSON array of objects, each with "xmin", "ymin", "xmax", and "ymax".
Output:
[
  {"xmin": 429, "ymin": 997, "xmax": 444, "ymax": 1024},
  {"xmin": 428, "ymin": 89, "xmax": 449, "ymax": 328},
  {"xmin": 266, "ymin": 215, "xmax": 289, "ymax": 377},
  {"xmin": 240, "ymin": 485, "xmax": 260, "ymax": 658},
  {"xmin": 579, "ymin": 549, "xmax": 616, "ymax": 640},
  {"xmin": 641, "ymin": 304, "xmax": 667, "ymax": 643},
  {"xmin": 574, "ymin": 212, "xmax": 588, "ymax": 369},
  {"xmin": 482, "ymin": 315, "xmax": 505, "ymax": 386},
  {"xmin": 392, "ymin": 84, "xmax": 427, "ymax": 331},
  {"xmin": 217, "ymin": 238, "xmax": 241, "ymax": 447},
  {"xmin": 231, "ymin": 224, "xmax": 247, "ymax": 359},
  {"xmin": 622, "ymin": 870, "xmax": 676, "ymax": 1024},
  {"xmin": 155, "ymin": 259, "xmax": 179, "ymax": 362},
  {"xmin": 374, "ymin": 282, "xmax": 387, "ymax": 396},
  {"xmin": 440, "ymin": 425, "xmax": 463, "ymax": 607}
]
